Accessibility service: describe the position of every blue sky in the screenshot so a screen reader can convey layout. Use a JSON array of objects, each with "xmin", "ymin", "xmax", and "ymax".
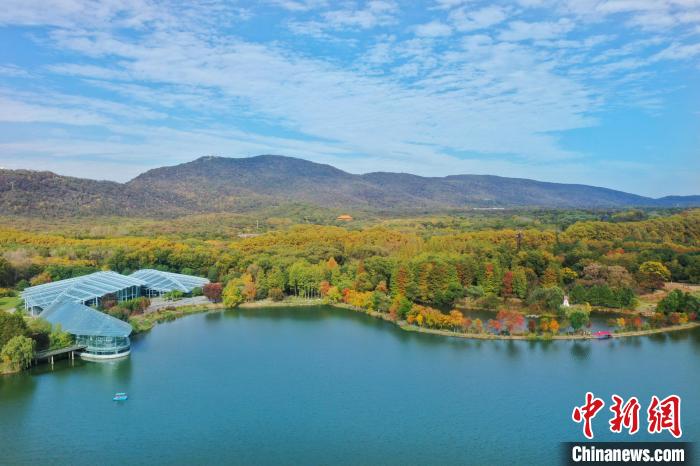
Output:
[{"xmin": 0, "ymin": 0, "xmax": 698, "ymax": 197}]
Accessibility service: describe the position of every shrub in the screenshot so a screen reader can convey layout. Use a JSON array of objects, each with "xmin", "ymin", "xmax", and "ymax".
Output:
[{"xmin": 269, "ymin": 287, "xmax": 285, "ymax": 302}]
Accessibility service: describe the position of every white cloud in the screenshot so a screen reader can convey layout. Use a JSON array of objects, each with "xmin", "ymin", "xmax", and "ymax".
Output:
[
  {"xmin": 0, "ymin": 0, "xmax": 698, "ymax": 195},
  {"xmin": 449, "ymin": 5, "xmax": 509, "ymax": 31},
  {"xmin": 414, "ymin": 20, "xmax": 453, "ymax": 37},
  {"xmin": 499, "ymin": 19, "xmax": 575, "ymax": 41}
]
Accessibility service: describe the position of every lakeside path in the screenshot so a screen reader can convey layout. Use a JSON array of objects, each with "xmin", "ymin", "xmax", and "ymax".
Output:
[{"xmin": 130, "ymin": 298, "xmax": 700, "ymax": 340}]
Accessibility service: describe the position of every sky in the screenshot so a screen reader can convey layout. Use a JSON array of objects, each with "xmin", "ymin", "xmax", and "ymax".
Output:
[{"xmin": 0, "ymin": 0, "xmax": 698, "ymax": 197}]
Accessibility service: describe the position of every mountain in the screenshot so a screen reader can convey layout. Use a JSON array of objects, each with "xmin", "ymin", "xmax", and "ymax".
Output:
[{"xmin": 0, "ymin": 155, "xmax": 698, "ymax": 217}]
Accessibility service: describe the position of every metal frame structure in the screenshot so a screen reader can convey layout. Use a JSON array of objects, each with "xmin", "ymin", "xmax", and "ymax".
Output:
[
  {"xmin": 21, "ymin": 271, "xmax": 146, "ymax": 315},
  {"xmin": 129, "ymin": 269, "xmax": 209, "ymax": 296},
  {"xmin": 40, "ymin": 301, "xmax": 133, "ymax": 359}
]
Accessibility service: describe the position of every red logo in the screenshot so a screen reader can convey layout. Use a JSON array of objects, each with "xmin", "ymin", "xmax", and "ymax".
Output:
[
  {"xmin": 609, "ymin": 395, "xmax": 640, "ymax": 435},
  {"xmin": 572, "ymin": 392, "xmax": 605, "ymax": 439},
  {"xmin": 647, "ymin": 395, "xmax": 682, "ymax": 438},
  {"xmin": 572, "ymin": 393, "xmax": 682, "ymax": 439}
]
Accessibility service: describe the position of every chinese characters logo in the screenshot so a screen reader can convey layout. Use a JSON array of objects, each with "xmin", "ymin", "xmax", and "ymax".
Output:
[{"xmin": 572, "ymin": 392, "xmax": 681, "ymax": 439}]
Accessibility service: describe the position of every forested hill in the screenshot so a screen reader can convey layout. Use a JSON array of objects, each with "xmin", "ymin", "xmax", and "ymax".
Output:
[{"xmin": 1, "ymin": 155, "xmax": 698, "ymax": 217}]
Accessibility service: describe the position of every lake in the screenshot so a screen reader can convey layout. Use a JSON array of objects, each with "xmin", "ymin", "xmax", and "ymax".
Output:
[{"xmin": 1, "ymin": 306, "xmax": 698, "ymax": 465}]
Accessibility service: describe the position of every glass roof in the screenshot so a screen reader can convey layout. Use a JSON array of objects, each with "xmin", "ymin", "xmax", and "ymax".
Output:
[
  {"xmin": 129, "ymin": 269, "xmax": 209, "ymax": 293},
  {"xmin": 22, "ymin": 271, "xmax": 146, "ymax": 310},
  {"xmin": 40, "ymin": 301, "xmax": 132, "ymax": 337}
]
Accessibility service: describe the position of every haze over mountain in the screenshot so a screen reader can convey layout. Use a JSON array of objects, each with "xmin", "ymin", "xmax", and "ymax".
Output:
[{"xmin": 0, "ymin": 155, "xmax": 698, "ymax": 217}]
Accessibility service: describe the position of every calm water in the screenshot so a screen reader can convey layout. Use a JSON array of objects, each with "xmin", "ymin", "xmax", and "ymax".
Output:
[{"xmin": 1, "ymin": 306, "xmax": 698, "ymax": 465}]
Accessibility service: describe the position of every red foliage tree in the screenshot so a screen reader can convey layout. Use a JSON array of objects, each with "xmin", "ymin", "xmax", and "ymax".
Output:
[
  {"xmin": 203, "ymin": 282, "xmax": 223, "ymax": 303},
  {"xmin": 502, "ymin": 270, "xmax": 514, "ymax": 297},
  {"xmin": 497, "ymin": 309, "xmax": 525, "ymax": 334}
]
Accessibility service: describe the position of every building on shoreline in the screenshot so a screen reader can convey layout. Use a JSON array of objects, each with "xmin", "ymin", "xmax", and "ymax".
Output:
[
  {"xmin": 22, "ymin": 269, "xmax": 210, "ymax": 314},
  {"xmin": 21, "ymin": 271, "xmax": 146, "ymax": 316},
  {"xmin": 129, "ymin": 269, "xmax": 209, "ymax": 297},
  {"xmin": 40, "ymin": 301, "xmax": 133, "ymax": 359},
  {"xmin": 21, "ymin": 269, "xmax": 209, "ymax": 360}
]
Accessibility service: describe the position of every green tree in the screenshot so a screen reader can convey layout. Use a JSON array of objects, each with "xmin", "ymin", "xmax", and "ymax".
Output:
[
  {"xmin": 657, "ymin": 289, "xmax": 700, "ymax": 314},
  {"xmin": 568, "ymin": 310, "xmax": 590, "ymax": 332},
  {"xmin": 512, "ymin": 267, "xmax": 528, "ymax": 299},
  {"xmin": 49, "ymin": 324, "xmax": 74, "ymax": 350},
  {"xmin": 1, "ymin": 335, "xmax": 35, "ymax": 372},
  {"xmin": 0, "ymin": 310, "xmax": 28, "ymax": 348}
]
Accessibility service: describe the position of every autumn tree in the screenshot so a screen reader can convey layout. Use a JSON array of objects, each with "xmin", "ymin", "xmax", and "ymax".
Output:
[
  {"xmin": 638, "ymin": 261, "xmax": 670, "ymax": 291},
  {"xmin": 501, "ymin": 270, "xmax": 514, "ymax": 298},
  {"xmin": 496, "ymin": 309, "xmax": 525, "ymax": 334},
  {"xmin": 242, "ymin": 273, "xmax": 257, "ymax": 302},
  {"xmin": 203, "ymin": 282, "xmax": 223, "ymax": 303},
  {"xmin": 222, "ymin": 281, "xmax": 244, "ymax": 308},
  {"xmin": 549, "ymin": 319, "xmax": 560, "ymax": 334}
]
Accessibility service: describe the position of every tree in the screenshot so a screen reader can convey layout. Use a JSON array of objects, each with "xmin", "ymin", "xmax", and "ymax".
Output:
[
  {"xmin": 319, "ymin": 280, "xmax": 331, "ymax": 297},
  {"xmin": 527, "ymin": 319, "xmax": 537, "ymax": 333},
  {"xmin": 549, "ymin": 319, "xmax": 560, "ymax": 334},
  {"xmin": 326, "ymin": 257, "xmax": 339, "ymax": 271},
  {"xmin": 541, "ymin": 265, "xmax": 559, "ymax": 288},
  {"xmin": 203, "ymin": 282, "xmax": 223, "ymax": 303},
  {"xmin": 1, "ymin": 335, "xmax": 35, "ymax": 372},
  {"xmin": 481, "ymin": 263, "xmax": 500, "ymax": 295},
  {"xmin": 0, "ymin": 257, "xmax": 14, "ymax": 287},
  {"xmin": 49, "ymin": 324, "xmax": 73, "ymax": 350},
  {"xmin": 657, "ymin": 289, "xmax": 700, "ymax": 314},
  {"xmin": 324, "ymin": 286, "xmax": 342, "ymax": 303},
  {"xmin": 496, "ymin": 309, "xmax": 525, "ymax": 334},
  {"xmin": 268, "ymin": 287, "xmax": 284, "ymax": 301},
  {"xmin": 527, "ymin": 286, "xmax": 564, "ymax": 313},
  {"xmin": 0, "ymin": 310, "xmax": 28, "ymax": 348},
  {"xmin": 638, "ymin": 261, "xmax": 670, "ymax": 291},
  {"xmin": 512, "ymin": 267, "xmax": 528, "ymax": 299},
  {"xmin": 389, "ymin": 294, "xmax": 412, "ymax": 320},
  {"xmin": 222, "ymin": 281, "xmax": 244, "ymax": 308},
  {"xmin": 568, "ymin": 310, "xmax": 589, "ymax": 332},
  {"xmin": 561, "ymin": 267, "xmax": 578, "ymax": 284},
  {"xmin": 501, "ymin": 271, "xmax": 514, "ymax": 297},
  {"xmin": 242, "ymin": 273, "xmax": 257, "ymax": 302}
]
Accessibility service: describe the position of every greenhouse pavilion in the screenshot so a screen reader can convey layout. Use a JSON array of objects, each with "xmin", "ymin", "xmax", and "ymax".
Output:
[
  {"xmin": 129, "ymin": 269, "xmax": 209, "ymax": 296},
  {"xmin": 20, "ymin": 269, "xmax": 209, "ymax": 360},
  {"xmin": 40, "ymin": 300, "xmax": 134, "ymax": 359}
]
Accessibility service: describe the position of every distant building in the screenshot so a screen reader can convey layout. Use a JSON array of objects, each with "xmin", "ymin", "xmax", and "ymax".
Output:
[
  {"xmin": 336, "ymin": 214, "xmax": 353, "ymax": 221},
  {"xmin": 562, "ymin": 295, "xmax": 570, "ymax": 307}
]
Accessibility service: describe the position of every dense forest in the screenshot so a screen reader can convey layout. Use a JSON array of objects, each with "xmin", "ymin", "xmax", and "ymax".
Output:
[
  {"xmin": 1, "ymin": 208, "xmax": 700, "ymax": 371},
  {"xmin": 0, "ymin": 209, "xmax": 698, "ymax": 324}
]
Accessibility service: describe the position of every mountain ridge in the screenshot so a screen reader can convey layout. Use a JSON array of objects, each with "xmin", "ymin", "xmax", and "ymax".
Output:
[{"xmin": 0, "ymin": 155, "xmax": 698, "ymax": 217}]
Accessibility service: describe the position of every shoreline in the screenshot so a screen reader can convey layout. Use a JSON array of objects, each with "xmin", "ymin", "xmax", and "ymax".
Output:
[{"xmin": 130, "ymin": 298, "xmax": 700, "ymax": 341}]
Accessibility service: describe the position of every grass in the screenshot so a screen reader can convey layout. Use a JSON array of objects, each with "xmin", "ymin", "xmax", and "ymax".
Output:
[{"xmin": 0, "ymin": 296, "xmax": 20, "ymax": 312}]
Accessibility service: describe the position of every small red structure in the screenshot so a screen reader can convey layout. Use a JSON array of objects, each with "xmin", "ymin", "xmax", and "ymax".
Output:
[{"xmin": 593, "ymin": 330, "xmax": 612, "ymax": 339}]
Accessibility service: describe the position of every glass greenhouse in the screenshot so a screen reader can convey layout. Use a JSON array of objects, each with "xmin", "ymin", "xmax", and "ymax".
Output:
[
  {"xmin": 40, "ymin": 301, "xmax": 133, "ymax": 359},
  {"xmin": 130, "ymin": 269, "xmax": 209, "ymax": 296},
  {"xmin": 21, "ymin": 271, "xmax": 146, "ymax": 315}
]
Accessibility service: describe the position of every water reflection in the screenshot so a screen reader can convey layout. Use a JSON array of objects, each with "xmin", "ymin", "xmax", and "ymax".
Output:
[{"xmin": 570, "ymin": 341, "xmax": 591, "ymax": 361}]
